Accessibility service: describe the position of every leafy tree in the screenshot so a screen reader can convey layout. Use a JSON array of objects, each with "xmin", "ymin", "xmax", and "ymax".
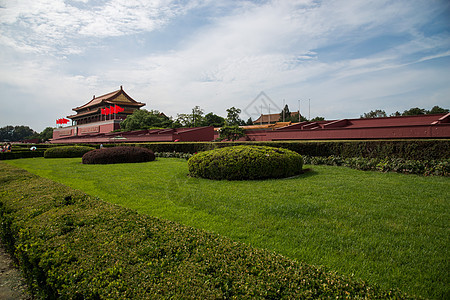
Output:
[
  {"xmin": 402, "ymin": 107, "xmax": 426, "ymax": 116},
  {"xmin": 360, "ymin": 110, "xmax": 387, "ymax": 118},
  {"xmin": 120, "ymin": 109, "xmax": 172, "ymax": 131},
  {"xmin": 176, "ymin": 113, "xmax": 194, "ymax": 127},
  {"xmin": 310, "ymin": 116, "xmax": 325, "ymax": 122},
  {"xmin": 225, "ymin": 107, "xmax": 243, "ymax": 126},
  {"xmin": 246, "ymin": 117, "xmax": 253, "ymax": 125},
  {"xmin": 279, "ymin": 105, "xmax": 291, "ymax": 122},
  {"xmin": 218, "ymin": 125, "xmax": 245, "ymax": 141},
  {"xmin": 202, "ymin": 112, "xmax": 225, "ymax": 127},
  {"xmin": 428, "ymin": 106, "xmax": 449, "ymax": 115},
  {"xmin": 0, "ymin": 125, "xmax": 36, "ymax": 142},
  {"xmin": 390, "ymin": 111, "xmax": 402, "ymax": 117},
  {"xmin": 192, "ymin": 106, "xmax": 205, "ymax": 127},
  {"xmin": 40, "ymin": 127, "xmax": 54, "ymax": 141}
]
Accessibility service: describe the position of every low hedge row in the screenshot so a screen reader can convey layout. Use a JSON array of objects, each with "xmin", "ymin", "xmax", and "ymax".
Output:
[
  {"xmin": 44, "ymin": 146, "xmax": 95, "ymax": 158},
  {"xmin": 303, "ymin": 155, "xmax": 450, "ymax": 176},
  {"xmin": 188, "ymin": 146, "xmax": 304, "ymax": 180},
  {"xmin": 0, "ymin": 163, "xmax": 411, "ymax": 299},
  {"xmin": 0, "ymin": 149, "xmax": 45, "ymax": 160},
  {"xmin": 130, "ymin": 139, "xmax": 450, "ymax": 160}
]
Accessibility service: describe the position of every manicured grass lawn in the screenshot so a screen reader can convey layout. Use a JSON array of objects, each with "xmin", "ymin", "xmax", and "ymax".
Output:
[{"xmin": 6, "ymin": 157, "xmax": 449, "ymax": 299}]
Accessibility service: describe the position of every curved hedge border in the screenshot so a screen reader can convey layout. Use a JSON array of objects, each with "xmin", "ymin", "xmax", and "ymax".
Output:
[
  {"xmin": 82, "ymin": 146, "xmax": 155, "ymax": 164},
  {"xmin": 188, "ymin": 145, "xmax": 303, "ymax": 180},
  {"xmin": 0, "ymin": 162, "xmax": 410, "ymax": 299},
  {"xmin": 44, "ymin": 146, "xmax": 95, "ymax": 158}
]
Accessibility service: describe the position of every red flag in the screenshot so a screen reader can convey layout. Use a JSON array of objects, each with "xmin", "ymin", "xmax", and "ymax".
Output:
[
  {"xmin": 114, "ymin": 105, "xmax": 124, "ymax": 113},
  {"xmin": 62, "ymin": 118, "xmax": 70, "ymax": 124},
  {"xmin": 105, "ymin": 107, "xmax": 110, "ymax": 115},
  {"xmin": 56, "ymin": 119, "xmax": 60, "ymax": 124},
  {"xmin": 101, "ymin": 108, "xmax": 105, "ymax": 115}
]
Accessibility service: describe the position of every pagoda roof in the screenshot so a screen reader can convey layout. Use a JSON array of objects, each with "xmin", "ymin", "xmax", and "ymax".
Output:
[{"xmin": 72, "ymin": 86, "xmax": 145, "ymax": 112}]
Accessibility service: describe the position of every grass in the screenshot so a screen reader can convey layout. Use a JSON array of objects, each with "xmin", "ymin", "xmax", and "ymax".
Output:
[{"xmin": 6, "ymin": 157, "xmax": 449, "ymax": 299}]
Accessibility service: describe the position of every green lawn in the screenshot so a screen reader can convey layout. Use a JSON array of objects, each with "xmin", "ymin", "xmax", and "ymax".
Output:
[{"xmin": 6, "ymin": 157, "xmax": 449, "ymax": 299}]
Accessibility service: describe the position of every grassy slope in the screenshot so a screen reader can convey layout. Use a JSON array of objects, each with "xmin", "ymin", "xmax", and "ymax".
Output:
[{"xmin": 6, "ymin": 157, "xmax": 449, "ymax": 299}]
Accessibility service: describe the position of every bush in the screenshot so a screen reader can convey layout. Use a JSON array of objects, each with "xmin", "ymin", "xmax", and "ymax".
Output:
[
  {"xmin": 82, "ymin": 146, "xmax": 155, "ymax": 164},
  {"xmin": 44, "ymin": 146, "xmax": 95, "ymax": 158},
  {"xmin": 0, "ymin": 163, "xmax": 410, "ymax": 299},
  {"xmin": 188, "ymin": 145, "xmax": 303, "ymax": 180}
]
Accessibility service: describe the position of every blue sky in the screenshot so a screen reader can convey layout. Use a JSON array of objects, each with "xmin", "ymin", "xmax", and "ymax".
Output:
[{"xmin": 1, "ymin": 0, "xmax": 449, "ymax": 132}]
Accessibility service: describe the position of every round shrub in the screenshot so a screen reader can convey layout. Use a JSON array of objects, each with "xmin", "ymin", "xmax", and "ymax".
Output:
[
  {"xmin": 188, "ymin": 145, "xmax": 303, "ymax": 180},
  {"xmin": 82, "ymin": 146, "xmax": 155, "ymax": 164},
  {"xmin": 44, "ymin": 146, "xmax": 95, "ymax": 158}
]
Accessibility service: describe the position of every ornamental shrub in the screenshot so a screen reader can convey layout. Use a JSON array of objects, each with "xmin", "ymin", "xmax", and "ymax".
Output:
[
  {"xmin": 82, "ymin": 146, "xmax": 155, "ymax": 164},
  {"xmin": 188, "ymin": 145, "xmax": 303, "ymax": 180},
  {"xmin": 44, "ymin": 146, "xmax": 95, "ymax": 158}
]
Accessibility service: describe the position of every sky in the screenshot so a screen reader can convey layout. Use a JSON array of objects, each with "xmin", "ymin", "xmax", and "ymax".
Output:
[{"xmin": 1, "ymin": 0, "xmax": 449, "ymax": 132}]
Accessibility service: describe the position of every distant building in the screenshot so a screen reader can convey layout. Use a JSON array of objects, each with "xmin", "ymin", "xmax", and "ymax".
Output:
[
  {"xmin": 67, "ymin": 86, "xmax": 145, "ymax": 126},
  {"xmin": 253, "ymin": 112, "xmax": 300, "ymax": 124},
  {"xmin": 53, "ymin": 87, "xmax": 145, "ymax": 140}
]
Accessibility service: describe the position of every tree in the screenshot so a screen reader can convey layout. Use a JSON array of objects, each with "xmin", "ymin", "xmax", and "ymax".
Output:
[
  {"xmin": 390, "ymin": 111, "xmax": 402, "ymax": 117},
  {"xmin": 192, "ymin": 106, "xmax": 205, "ymax": 127},
  {"xmin": 175, "ymin": 113, "xmax": 193, "ymax": 127},
  {"xmin": 402, "ymin": 107, "xmax": 426, "ymax": 116},
  {"xmin": 202, "ymin": 112, "xmax": 225, "ymax": 127},
  {"xmin": 218, "ymin": 125, "xmax": 245, "ymax": 141},
  {"xmin": 310, "ymin": 116, "xmax": 325, "ymax": 122},
  {"xmin": 428, "ymin": 106, "xmax": 449, "ymax": 115},
  {"xmin": 246, "ymin": 117, "xmax": 253, "ymax": 125},
  {"xmin": 120, "ymin": 109, "xmax": 172, "ymax": 131},
  {"xmin": 39, "ymin": 127, "xmax": 54, "ymax": 141},
  {"xmin": 279, "ymin": 105, "xmax": 291, "ymax": 122},
  {"xmin": 0, "ymin": 125, "xmax": 36, "ymax": 142},
  {"xmin": 360, "ymin": 110, "xmax": 387, "ymax": 118},
  {"xmin": 225, "ymin": 107, "xmax": 243, "ymax": 126}
]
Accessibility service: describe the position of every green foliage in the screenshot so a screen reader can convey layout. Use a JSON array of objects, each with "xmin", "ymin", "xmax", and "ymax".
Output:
[
  {"xmin": 0, "ymin": 162, "xmax": 411, "ymax": 299},
  {"xmin": 120, "ymin": 109, "xmax": 172, "ymax": 131},
  {"xmin": 155, "ymin": 152, "xmax": 193, "ymax": 160},
  {"xmin": 125, "ymin": 139, "xmax": 450, "ymax": 160},
  {"xmin": 82, "ymin": 146, "xmax": 155, "ymax": 164},
  {"xmin": 202, "ymin": 112, "xmax": 225, "ymax": 127},
  {"xmin": 360, "ymin": 109, "xmax": 387, "ymax": 118},
  {"xmin": 428, "ymin": 105, "xmax": 449, "ymax": 114},
  {"xmin": 371, "ymin": 106, "xmax": 448, "ymax": 117},
  {"xmin": 303, "ymin": 155, "xmax": 449, "ymax": 176},
  {"xmin": 39, "ymin": 127, "xmax": 54, "ymax": 141},
  {"xmin": 44, "ymin": 146, "xmax": 95, "ymax": 158},
  {"xmin": 402, "ymin": 107, "xmax": 427, "ymax": 116},
  {"xmin": 225, "ymin": 107, "xmax": 243, "ymax": 126},
  {"xmin": 188, "ymin": 145, "xmax": 303, "ymax": 180},
  {"xmin": 218, "ymin": 125, "xmax": 245, "ymax": 141},
  {"xmin": 0, "ymin": 125, "xmax": 36, "ymax": 142},
  {"xmin": 0, "ymin": 149, "xmax": 45, "ymax": 160}
]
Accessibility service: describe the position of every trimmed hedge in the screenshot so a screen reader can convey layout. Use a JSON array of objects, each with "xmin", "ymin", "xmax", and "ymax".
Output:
[
  {"xmin": 44, "ymin": 146, "xmax": 95, "ymax": 158},
  {"xmin": 0, "ymin": 149, "xmax": 45, "ymax": 160},
  {"xmin": 82, "ymin": 146, "xmax": 155, "ymax": 164},
  {"xmin": 303, "ymin": 155, "xmax": 450, "ymax": 176},
  {"xmin": 131, "ymin": 139, "xmax": 450, "ymax": 160},
  {"xmin": 188, "ymin": 145, "xmax": 303, "ymax": 180},
  {"xmin": 0, "ymin": 162, "xmax": 411, "ymax": 299}
]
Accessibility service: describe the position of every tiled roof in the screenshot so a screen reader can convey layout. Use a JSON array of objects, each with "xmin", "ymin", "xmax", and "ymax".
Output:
[
  {"xmin": 253, "ymin": 112, "xmax": 299, "ymax": 124},
  {"xmin": 73, "ymin": 87, "xmax": 145, "ymax": 111}
]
